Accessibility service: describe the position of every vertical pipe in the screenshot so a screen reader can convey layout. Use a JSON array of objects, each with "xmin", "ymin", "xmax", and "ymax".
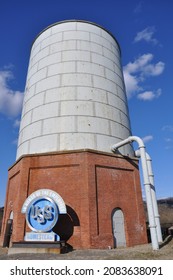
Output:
[
  {"xmin": 145, "ymin": 153, "xmax": 163, "ymax": 243},
  {"xmin": 138, "ymin": 145, "xmax": 159, "ymax": 250},
  {"xmin": 111, "ymin": 136, "xmax": 159, "ymax": 250},
  {"xmin": 135, "ymin": 150, "xmax": 163, "ymax": 243}
]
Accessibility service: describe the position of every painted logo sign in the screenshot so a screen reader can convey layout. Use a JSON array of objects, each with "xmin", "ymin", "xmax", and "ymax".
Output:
[{"xmin": 21, "ymin": 189, "xmax": 66, "ymax": 241}]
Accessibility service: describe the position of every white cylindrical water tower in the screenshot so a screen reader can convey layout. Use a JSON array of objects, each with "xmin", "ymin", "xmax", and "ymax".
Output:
[
  {"xmin": 17, "ymin": 20, "xmax": 133, "ymax": 159},
  {"xmin": 2, "ymin": 21, "xmax": 148, "ymax": 252}
]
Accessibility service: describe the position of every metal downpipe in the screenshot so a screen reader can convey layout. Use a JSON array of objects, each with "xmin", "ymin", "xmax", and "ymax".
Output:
[
  {"xmin": 135, "ymin": 150, "xmax": 162, "ymax": 243},
  {"xmin": 111, "ymin": 136, "xmax": 159, "ymax": 250}
]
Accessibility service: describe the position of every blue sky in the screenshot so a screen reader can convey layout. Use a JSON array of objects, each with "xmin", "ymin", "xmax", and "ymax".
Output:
[{"xmin": 0, "ymin": 0, "xmax": 173, "ymax": 206}]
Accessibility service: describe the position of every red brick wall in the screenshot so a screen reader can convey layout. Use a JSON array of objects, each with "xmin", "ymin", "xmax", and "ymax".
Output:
[{"xmin": 0, "ymin": 150, "xmax": 147, "ymax": 249}]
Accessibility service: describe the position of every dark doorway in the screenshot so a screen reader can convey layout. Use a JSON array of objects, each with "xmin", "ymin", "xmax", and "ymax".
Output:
[{"xmin": 3, "ymin": 217, "xmax": 13, "ymax": 248}]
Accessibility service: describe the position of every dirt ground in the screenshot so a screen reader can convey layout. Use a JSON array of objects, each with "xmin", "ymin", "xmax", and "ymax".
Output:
[{"xmin": 0, "ymin": 237, "xmax": 173, "ymax": 260}]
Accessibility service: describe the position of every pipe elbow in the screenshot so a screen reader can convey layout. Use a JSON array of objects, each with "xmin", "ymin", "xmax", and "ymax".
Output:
[
  {"xmin": 128, "ymin": 136, "xmax": 145, "ymax": 149},
  {"xmin": 111, "ymin": 136, "xmax": 145, "ymax": 153}
]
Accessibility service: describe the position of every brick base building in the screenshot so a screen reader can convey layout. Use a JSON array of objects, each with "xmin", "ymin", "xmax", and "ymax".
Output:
[{"xmin": 0, "ymin": 149, "xmax": 147, "ymax": 249}]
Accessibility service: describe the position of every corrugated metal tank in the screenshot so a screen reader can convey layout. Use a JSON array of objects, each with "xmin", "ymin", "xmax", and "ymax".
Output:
[{"xmin": 16, "ymin": 20, "xmax": 133, "ymax": 159}]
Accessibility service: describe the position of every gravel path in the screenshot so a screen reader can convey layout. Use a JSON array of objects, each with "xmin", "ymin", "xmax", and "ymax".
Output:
[{"xmin": 0, "ymin": 238, "xmax": 173, "ymax": 260}]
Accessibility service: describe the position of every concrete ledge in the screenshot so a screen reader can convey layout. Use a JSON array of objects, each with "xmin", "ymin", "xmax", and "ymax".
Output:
[
  {"xmin": 8, "ymin": 247, "xmax": 61, "ymax": 255},
  {"xmin": 8, "ymin": 241, "xmax": 65, "ymax": 255}
]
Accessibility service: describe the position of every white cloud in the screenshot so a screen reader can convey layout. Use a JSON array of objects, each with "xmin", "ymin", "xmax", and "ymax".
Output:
[
  {"xmin": 124, "ymin": 54, "xmax": 164, "ymax": 77},
  {"xmin": 13, "ymin": 119, "xmax": 21, "ymax": 128},
  {"xmin": 165, "ymin": 145, "xmax": 173, "ymax": 150},
  {"xmin": 162, "ymin": 126, "xmax": 173, "ymax": 150},
  {"xmin": 0, "ymin": 70, "xmax": 23, "ymax": 117},
  {"xmin": 137, "ymin": 89, "xmax": 162, "ymax": 101},
  {"xmin": 137, "ymin": 91, "xmax": 155, "ymax": 101},
  {"xmin": 123, "ymin": 54, "xmax": 165, "ymax": 98},
  {"xmin": 134, "ymin": 26, "xmax": 158, "ymax": 45},
  {"xmin": 142, "ymin": 61, "xmax": 165, "ymax": 76},
  {"xmin": 162, "ymin": 125, "xmax": 173, "ymax": 132},
  {"xmin": 123, "ymin": 71, "xmax": 140, "ymax": 97},
  {"xmin": 134, "ymin": 1, "xmax": 143, "ymax": 14},
  {"xmin": 142, "ymin": 135, "xmax": 154, "ymax": 143},
  {"xmin": 165, "ymin": 138, "xmax": 173, "ymax": 143},
  {"xmin": 12, "ymin": 138, "xmax": 18, "ymax": 145},
  {"xmin": 124, "ymin": 53, "xmax": 153, "ymax": 74}
]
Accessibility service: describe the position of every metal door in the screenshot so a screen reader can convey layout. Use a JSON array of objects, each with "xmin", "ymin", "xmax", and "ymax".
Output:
[{"xmin": 112, "ymin": 208, "xmax": 126, "ymax": 248}]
